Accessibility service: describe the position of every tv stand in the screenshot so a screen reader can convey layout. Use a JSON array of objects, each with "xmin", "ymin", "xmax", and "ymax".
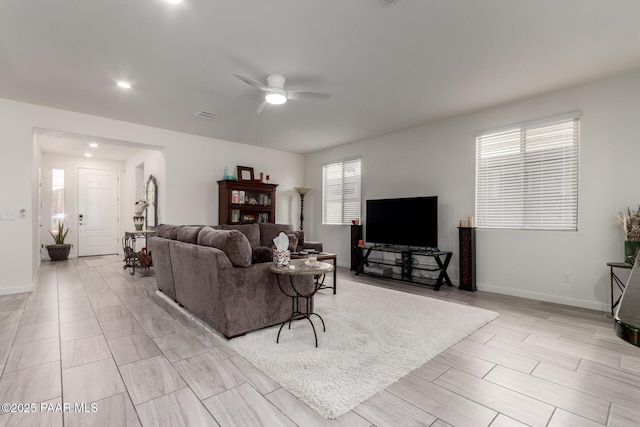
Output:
[{"xmin": 355, "ymin": 244, "xmax": 452, "ymax": 291}]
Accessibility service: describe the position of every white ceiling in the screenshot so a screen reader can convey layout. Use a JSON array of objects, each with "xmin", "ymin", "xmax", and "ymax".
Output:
[
  {"xmin": 35, "ymin": 129, "xmax": 163, "ymax": 162},
  {"xmin": 2, "ymin": 1, "xmax": 640, "ymax": 154}
]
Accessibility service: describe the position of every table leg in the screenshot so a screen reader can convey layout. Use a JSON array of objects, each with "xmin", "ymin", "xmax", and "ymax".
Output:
[
  {"xmin": 610, "ymin": 266, "xmax": 614, "ymax": 317},
  {"xmin": 332, "ymin": 257, "xmax": 337, "ymax": 294},
  {"xmin": 432, "ymin": 252, "xmax": 453, "ymax": 291},
  {"xmin": 274, "ymin": 275, "xmax": 326, "ymax": 347},
  {"xmin": 610, "ymin": 269, "xmax": 627, "ymax": 317},
  {"xmin": 356, "ymin": 247, "xmax": 373, "ymax": 275}
]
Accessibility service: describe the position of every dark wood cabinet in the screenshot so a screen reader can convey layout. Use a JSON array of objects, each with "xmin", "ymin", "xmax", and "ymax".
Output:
[
  {"xmin": 217, "ymin": 180, "xmax": 278, "ymax": 225},
  {"xmin": 350, "ymin": 225, "xmax": 363, "ymax": 270},
  {"xmin": 458, "ymin": 227, "xmax": 476, "ymax": 291}
]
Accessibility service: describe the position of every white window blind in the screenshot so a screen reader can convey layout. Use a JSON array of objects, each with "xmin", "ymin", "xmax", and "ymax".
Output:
[
  {"xmin": 476, "ymin": 114, "xmax": 579, "ymax": 230},
  {"xmin": 322, "ymin": 159, "xmax": 361, "ymax": 225}
]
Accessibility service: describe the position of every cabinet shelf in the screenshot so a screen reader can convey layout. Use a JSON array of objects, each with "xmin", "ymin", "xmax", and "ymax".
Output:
[
  {"xmin": 365, "ymin": 257, "xmax": 443, "ymax": 272},
  {"xmin": 229, "ymin": 204, "xmax": 272, "ymax": 210}
]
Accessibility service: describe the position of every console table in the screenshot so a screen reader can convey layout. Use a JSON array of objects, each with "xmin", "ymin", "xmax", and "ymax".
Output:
[
  {"xmin": 123, "ymin": 230, "xmax": 155, "ymax": 275},
  {"xmin": 356, "ymin": 245, "xmax": 452, "ymax": 291},
  {"xmin": 607, "ymin": 261, "xmax": 632, "ymax": 317}
]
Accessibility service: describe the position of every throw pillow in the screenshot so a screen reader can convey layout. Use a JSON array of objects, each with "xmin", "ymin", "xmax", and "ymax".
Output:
[{"xmin": 252, "ymin": 246, "xmax": 273, "ymax": 264}]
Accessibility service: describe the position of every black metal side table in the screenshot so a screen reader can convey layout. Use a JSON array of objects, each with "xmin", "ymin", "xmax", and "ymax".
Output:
[
  {"xmin": 271, "ymin": 259, "xmax": 334, "ymax": 347},
  {"xmin": 607, "ymin": 261, "xmax": 632, "ymax": 317},
  {"xmin": 123, "ymin": 230, "xmax": 155, "ymax": 275}
]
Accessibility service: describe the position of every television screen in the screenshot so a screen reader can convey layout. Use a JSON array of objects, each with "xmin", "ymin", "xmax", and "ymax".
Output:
[{"xmin": 366, "ymin": 196, "xmax": 438, "ymax": 248}]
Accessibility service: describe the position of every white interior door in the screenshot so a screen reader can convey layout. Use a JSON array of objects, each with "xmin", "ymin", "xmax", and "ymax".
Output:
[{"xmin": 78, "ymin": 168, "xmax": 119, "ymax": 256}]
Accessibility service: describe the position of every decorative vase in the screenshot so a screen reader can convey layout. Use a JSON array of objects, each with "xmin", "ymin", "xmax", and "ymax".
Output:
[
  {"xmin": 46, "ymin": 244, "xmax": 71, "ymax": 261},
  {"xmin": 624, "ymin": 240, "xmax": 640, "ymax": 265},
  {"xmin": 133, "ymin": 216, "xmax": 145, "ymax": 231}
]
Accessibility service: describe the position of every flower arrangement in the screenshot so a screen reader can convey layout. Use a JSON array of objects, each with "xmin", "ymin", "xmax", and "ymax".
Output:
[{"xmin": 615, "ymin": 205, "xmax": 640, "ymax": 241}]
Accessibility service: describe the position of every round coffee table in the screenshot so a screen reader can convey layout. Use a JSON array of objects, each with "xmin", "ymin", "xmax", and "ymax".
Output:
[{"xmin": 270, "ymin": 259, "xmax": 334, "ymax": 347}]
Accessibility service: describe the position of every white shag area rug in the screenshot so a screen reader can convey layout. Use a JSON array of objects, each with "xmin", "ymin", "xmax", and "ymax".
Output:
[{"xmin": 228, "ymin": 279, "xmax": 499, "ymax": 419}]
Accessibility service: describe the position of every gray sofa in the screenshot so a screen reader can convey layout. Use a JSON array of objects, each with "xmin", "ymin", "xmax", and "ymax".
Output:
[{"xmin": 149, "ymin": 223, "xmax": 323, "ymax": 338}]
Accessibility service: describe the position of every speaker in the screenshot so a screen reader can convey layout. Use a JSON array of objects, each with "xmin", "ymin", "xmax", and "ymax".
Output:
[
  {"xmin": 458, "ymin": 227, "xmax": 476, "ymax": 291},
  {"xmin": 350, "ymin": 225, "xmax": 363, "ymax": 271}
]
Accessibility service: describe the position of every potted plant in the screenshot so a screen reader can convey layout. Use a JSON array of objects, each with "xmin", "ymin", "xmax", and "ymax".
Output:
[
  {"xmin": 47, "ymin": 222, "xmax": 72, "ymax": 261},
  {"xmin": 615, "ymin": 205, "xmax": 640, "ymax": 264}
]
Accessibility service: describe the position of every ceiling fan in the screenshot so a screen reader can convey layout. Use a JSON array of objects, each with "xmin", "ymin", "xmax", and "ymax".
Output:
[{"xmin": 233, "ymin": 74, "xmax": 331, "ymax": 114}]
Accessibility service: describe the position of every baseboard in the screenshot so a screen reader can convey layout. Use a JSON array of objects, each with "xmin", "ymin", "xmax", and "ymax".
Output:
[
  {"xmin": 477, "ymin": 283, "xmax": 608, "ymax": 312},
  {"xmin": 153, "ymin": 290, "xmax": 227, "ymax": 340},
  {"xmin": 0, "ymin": 284, "xmax": 33, "ymax": 295}
]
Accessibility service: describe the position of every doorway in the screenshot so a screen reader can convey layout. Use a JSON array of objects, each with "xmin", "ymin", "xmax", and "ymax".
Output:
[{"xmin": 77, "ymin": 168, "xmax": 119, "ymax": 256}]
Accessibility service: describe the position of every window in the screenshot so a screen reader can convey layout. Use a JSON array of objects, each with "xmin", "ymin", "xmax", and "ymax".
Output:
[
  {"xmin": 51, "ymin": 169, "xmax": 65, "ymax": 232},
  {"xmin": 475, "ymin": 113, "xmax": 579, "ymax": 230},
  {"xmin": 322, "ymin": 159, "xmax": 361, "ymax": 225}
]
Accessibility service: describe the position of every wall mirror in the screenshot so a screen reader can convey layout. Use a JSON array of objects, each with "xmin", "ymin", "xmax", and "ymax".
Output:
[{"xmin": 145, "ymin": 175, "xmax": 158, "ymax": 230}]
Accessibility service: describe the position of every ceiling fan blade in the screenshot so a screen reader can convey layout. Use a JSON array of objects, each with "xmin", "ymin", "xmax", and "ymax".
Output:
[
  {"xmin": 233, "ymin": 74, "xmax": 270, "ymax": 92},
  {"xmin": 256, "ymin": 101, "xmax": 272, "ymax": 114},
  {"xmin": 287, "ymin": 90, "xmax": 331, "ymax": 101}
]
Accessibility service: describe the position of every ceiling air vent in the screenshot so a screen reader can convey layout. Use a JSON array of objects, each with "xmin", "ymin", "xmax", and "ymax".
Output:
[
  {"xmin": 194, "ymin": 110, "xmax": 217, "ymax": 120},
  {"xmin": 378, "ymin": 0, "xmax": 397, "ymax": 5}
]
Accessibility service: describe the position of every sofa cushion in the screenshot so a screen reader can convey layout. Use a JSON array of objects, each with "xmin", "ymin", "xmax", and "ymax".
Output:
[
  {"xmin": 220, "ymin": 223, "xmax": 260, "ymax": 248},
  {"xmin": 285, "ymin": 233, "xmax": 298, "ymax": 252},
  {"xmin": 292, "ymin": 231, "xmax": 304, "ymax": 250},
  {"xmin": 197, "ymin": 226, "xmax": 252, "ymax": 267},
  {"xmin": 252, "ymin": 246, "xmax": 273, "ymax": 264},
  {"xmin": 177, "ymin": 226, "xmax": 203, "ymax": 243},
  {"xmin": 258, "ymin": 223, "xmax": 294, "ymax": 248},
  {"xmin": 156, "ymin": 224, "xmax": 180, "ymax": 240}
]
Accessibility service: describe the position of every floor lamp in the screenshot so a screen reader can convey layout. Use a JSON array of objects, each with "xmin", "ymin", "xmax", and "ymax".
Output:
[{"xmin": 294, "ymin": 187, "xmax": 311, "ymax": 231}]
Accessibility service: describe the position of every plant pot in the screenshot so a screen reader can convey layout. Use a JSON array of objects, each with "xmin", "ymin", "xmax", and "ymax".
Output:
[
  {"xmin": 133, "ymin": 215, "xmax": 145, "ymax": 231},
  {"xmin": 46, "ymin": 244, "xmax": 71, "ymax": 261},
  {"xmin": 625, "ymin": 240, "xmax": 640, "ymax": 265}
]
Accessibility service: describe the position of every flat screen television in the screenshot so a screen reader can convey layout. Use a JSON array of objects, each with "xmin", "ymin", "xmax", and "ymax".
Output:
[{"xmin": 366, "ymin": 196, "xmax": 438, "ymax": 248}]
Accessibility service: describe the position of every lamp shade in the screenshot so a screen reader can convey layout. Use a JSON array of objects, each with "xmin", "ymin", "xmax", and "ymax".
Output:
[{"xmin": 294, "ymin": 187, "xmax": 311, "ymax": 196}]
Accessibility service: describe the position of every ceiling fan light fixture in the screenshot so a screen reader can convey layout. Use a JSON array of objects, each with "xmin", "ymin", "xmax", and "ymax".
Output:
[{"xmin": 265, "ymin": 90, "xmax": 287, "ymax": 105}]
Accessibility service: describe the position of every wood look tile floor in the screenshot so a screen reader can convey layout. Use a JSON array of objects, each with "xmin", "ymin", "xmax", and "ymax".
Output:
[{"xmin": 0, "ymin": 255, "xmax": 638, "ymax": 426}]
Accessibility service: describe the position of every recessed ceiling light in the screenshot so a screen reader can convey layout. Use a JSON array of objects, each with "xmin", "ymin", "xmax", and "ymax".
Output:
[
  {"xmin": 89, "ymin": 143, "xmax": 99, "ymax": 148},
  {"xmin": 166, "ymin": 0, "xmax": 183, "ymax": 4},
  {"xmin": 84, "ymin": 153, "xmax": 93, "ymax": 158},
  {"xmin": 116, "ymin": 81, "xmax": 132, "ymax": 89}
]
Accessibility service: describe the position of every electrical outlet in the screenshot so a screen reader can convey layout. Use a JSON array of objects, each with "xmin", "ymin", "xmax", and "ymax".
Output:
[{"xmin": 563, "ymin": 272, "xmax": 572, "ymax": 283}]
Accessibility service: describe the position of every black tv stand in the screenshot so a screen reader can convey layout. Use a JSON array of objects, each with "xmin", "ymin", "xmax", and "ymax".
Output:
[{"xmin": 355, "ymin": 244, "xmax": 452, "ymax": 291}]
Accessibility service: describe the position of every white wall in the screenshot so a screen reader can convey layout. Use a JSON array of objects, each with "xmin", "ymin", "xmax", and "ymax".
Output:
[
  {"xmin": 304, "ymin": 70, "xmax": 640, "ymax": 311},
  {"xmin": 40, "ymin": 153, "xmax": 126, "ymax": 258},
  {"xmin": 161, "ymin": 139, "xmax": 304, "ymax": 226},
  {"xmin": 1, "ymin": 98, "xmax": 305, "ymax": 295},
  {"xmin": 32, "ymin": 133, "xmax": 42, "ymax": 281}
]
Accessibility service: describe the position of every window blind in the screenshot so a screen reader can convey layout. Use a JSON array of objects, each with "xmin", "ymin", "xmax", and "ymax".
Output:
[
  {"xmin": 476, "ymin": 115, "xmax": 579, "ymax": 230},
  {"xmin": 322, "ymin": 158, "xmax": 361, "ymax": 225}
]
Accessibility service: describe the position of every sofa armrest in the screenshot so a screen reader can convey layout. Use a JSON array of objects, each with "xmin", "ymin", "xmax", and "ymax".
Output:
[
  {"xmin": 303, "ymin": 241, "xmax": 323, "ymax": 252},
  {"xmin": 170, "ymin": 242, "xmax": 233, "ymax": 332}
]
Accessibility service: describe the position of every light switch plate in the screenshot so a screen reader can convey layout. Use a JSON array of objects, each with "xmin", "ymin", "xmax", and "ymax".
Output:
[{"xmin": 0, "ymin": 211, "xmax": 16, "ymax": 220}]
